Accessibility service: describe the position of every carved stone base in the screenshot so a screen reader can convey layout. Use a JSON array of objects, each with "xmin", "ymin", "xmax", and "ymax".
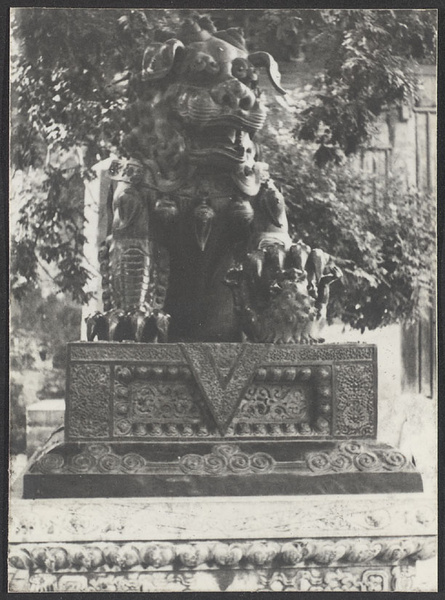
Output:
[
  {"xmin": 7, "ymin": 560, "xmax": 423, "ymax": 592},
  {"xmin": 23, "ymin": 429, "xmax": 422, "ymax": 498},
  {"xmin": 64, "ymin": 342, "xmax": 381, "ymax": 441},
  {"xmin": 8, "ymin": 494, "xmax": 437, "ymax": 592},
  {"xmin": 23, "ymin": 341, "xmax": 423, "ymax": 498}
]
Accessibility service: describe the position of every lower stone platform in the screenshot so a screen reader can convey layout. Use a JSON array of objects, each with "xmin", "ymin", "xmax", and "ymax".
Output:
[
  {"xmin": 8, "ymin": 493, "xmax": 437, "ymax": 592},
  {"xmin": 23, "ymin": 428, "xmax": 422, "ymax": 498}
]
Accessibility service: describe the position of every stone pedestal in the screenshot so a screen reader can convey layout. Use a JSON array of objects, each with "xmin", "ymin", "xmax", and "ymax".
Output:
[
  {"xmin": 23, "ymin": 342, "xmax": 422, "ymax": 498},
  {"xmin": 15, "ymin": 341, "xmax": 434, "ymax": 591},
  {"xmin": 8, "ymin": 493, "xmax": 436, "ymax": 592}
]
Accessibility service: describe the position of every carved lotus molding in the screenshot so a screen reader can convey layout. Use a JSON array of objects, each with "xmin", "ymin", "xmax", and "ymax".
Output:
[{"xmin": 9, "ymin": 536, "xmax": 436, "ymax": 573}]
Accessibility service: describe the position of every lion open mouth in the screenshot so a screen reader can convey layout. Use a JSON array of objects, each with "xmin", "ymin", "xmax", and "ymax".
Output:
[
  {"xmin": 188, "ymin": 126, "xmax": 259, "ymax": 167},
  {"xmin": 174, "ymin": 85, "xmax": 266, "ymax": 129}
]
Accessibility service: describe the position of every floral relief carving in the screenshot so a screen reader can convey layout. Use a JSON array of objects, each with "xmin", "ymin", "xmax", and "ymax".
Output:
[
  {"xmin": 334, "ymin": 363, "xmax": 376, "ymax": 436},
  {"xmin": 266, "ymin": 345, "xmax": 374, "ymax": 362},
  {"xmin": 10, "ymin": 567, "xmax": 424, "ymax": 593},
  {"xmin": 28, "ymin": 574, "xmax": 58, "ymax": 592},
  {"xmin": 391, "ymin": 564, "xmax": 417, "ymax": 592},
  {"xmin": 11, "ymin": 567, "xmax": 398, "ymax": 593},
  {"xmin": 130, "ymin": 382, "xmax": 202, "ymax": 421},
  {"xmin": 361, "ymin": 569, "xmax": 390, "ymax": 592},
  {"xmin": 264, "ymin": 568, "xmax": 390, "ymax": 592},
  {"xmin": 298, "ymin": 569, "xmax": 362, "ymax": 592},
  {"xmin": 57, "ymin": 575, "xmax": 89, "ymax": 592},
  {"xmin": 236, "ymin": 385, "xmax": 310, "ymax": 423},
  {"xmin": 30, "ymin": 573, "xmax": 196, "ymax": 593},
  {"xmin": 72, "ymin": 343, "xmax": 374, "ymax": 365},
  {"xmin": 179, "ymin": 444, "xmax": 275, "ymax": 475},
  {"xmin": 68, "ymin": 364, "xmax": 111, "ymax": 438},
  {"xmin": 206, "ymin": 344, "xmax": 246, "ymax": 379},
  {"xmin": 180, "ymin": 344, "xmax": 265, "ymax": 434},
  {"xmin": 30, "ymin": 439, "xmax": 413, "ymax": 478},
  {"xmin": 306, "ymin": 441, "xmax": 412, "ymax": 474},
  {"xmin": 70, "ymin": 343, "xmax": 183, "ymax": 362},
  {"xmin": 112, "ymin": 364, "xmax": 213, "ymax": 437},
  {"xmin": 65, "ymin": 343, "xmax": 376, "ymax": 440}
]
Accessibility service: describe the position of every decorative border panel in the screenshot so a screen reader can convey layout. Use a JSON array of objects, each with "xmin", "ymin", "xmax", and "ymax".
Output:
[
  {"xmin": 67, "ymin": 364, "xmax": 111, "ymax": 438},
  {"xmin": 9, "ymin": 539, "xmax": 434, "ymax": 592},
  {"xmin": 334, "ymin": 362, "xmax": 377, "ymax": 437},
  {"xmin": 6, "ymin": 565, "xmax": 419, "ymax": 593},
  {"xmin": 66, "ymin": 343, "xmax": 377, "ymax": 441}
]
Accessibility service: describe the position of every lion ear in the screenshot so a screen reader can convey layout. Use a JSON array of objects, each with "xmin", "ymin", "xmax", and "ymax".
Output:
[
  {"xmin": 142, "ymin": 39, "xmax": 185, "ymax": 81},
  {"xmin": 213, "ymin": 27, "xmax": 246, "ymax": 51},
  {"xmin": 248, "ymin": 51, "xmax": 286, "ymax": 95}
]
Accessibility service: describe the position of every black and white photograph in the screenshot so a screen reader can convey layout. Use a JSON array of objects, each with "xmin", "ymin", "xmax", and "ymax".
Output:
[{"xmin": 8, "ymin": 7, "xmax": 438, "ymax": 593}]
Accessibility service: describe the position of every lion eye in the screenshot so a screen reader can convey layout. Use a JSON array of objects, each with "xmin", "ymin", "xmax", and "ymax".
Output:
[{"xmin": 232, "ymin": 58, "xmax": 249, "ymax": 79}]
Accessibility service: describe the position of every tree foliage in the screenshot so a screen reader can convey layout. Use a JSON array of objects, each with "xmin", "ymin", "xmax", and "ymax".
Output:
[
  {"xmin": 11, "ymin": 288, "xmax": 82, "ymax": 365},
  {"xmin": 10, "ymin": 168, "xmax": 90, "ymax": 302},
  {"xmin": 11, "ymin": 8, "xmax": 184, "ymax": 168},
  {"xmin": 11, "ymin": 8, "xmax": 185, "ymax": 301},
  {"xmin": 260, "ymin": 118, "xmax": 435, "ymax": 330},
  {"xmin": 210, "ymin": 9, "xmax": 436, "ymax": 154},
  {"xmin": 294, "ymin": 9, "xmax": 436, "ymax": 154},
  {"xmin": 10, "ymin": 8, "xmax": 437, "ymax": 331}
]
